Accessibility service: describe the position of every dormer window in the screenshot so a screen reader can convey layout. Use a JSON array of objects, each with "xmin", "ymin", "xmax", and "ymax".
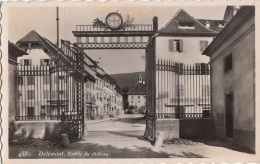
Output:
[
  {"xmin": 218, "ymin": 23, "xmax": 225, "ymax": 28},
  {"xmin": 178, "ymin": 22, "xmax": 195, "ymax": 29},
  {"xmin": 206, "ymin": 21, "xmax": 210, "ymax": 28}
]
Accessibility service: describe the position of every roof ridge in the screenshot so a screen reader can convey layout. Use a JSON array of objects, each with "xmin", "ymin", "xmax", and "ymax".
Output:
[
  {"xmin": 159, "ymin": 9, "xmax": 219, "ymax": 34},
  {"xmin": 159, "ymin": 9, "xmax": 183, "ymax": 31},
  {"xmin": 17, "ymin": 30, "xmax": 42, "ymax": 44}
]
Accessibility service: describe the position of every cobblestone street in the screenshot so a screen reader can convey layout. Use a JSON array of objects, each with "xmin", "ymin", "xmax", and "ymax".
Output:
[{"xmin": 9, "ymin": 114, "xmax": 256, "ymax": 160}]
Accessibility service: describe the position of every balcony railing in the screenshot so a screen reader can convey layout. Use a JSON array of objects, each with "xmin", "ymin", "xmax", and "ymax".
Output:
[{"xmin": 76, "ymin": 24, "xmax": 153, "ymax": 32}]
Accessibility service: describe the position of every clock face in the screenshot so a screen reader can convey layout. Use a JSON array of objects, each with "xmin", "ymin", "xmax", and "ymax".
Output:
[{"xmin": 106, "ymin": 13, "xmax": 123, "ymax": 30}]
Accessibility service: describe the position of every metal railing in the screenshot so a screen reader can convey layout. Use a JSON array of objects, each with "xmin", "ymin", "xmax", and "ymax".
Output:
[
  {"xmin": 156, "ymin": 59, "xmax": 211, "ymax": 119},
  {"xmin": 76, "ymin": 24, "xmax": 153, "ymax": 32}
]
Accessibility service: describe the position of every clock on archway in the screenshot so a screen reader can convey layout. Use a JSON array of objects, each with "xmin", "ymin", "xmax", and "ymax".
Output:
[{"xmin": 105, "ymin": 12, "xmax": 124, "ymax": 31}]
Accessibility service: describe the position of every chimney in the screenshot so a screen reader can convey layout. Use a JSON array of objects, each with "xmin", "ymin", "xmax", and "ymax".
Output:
[
  {"xmin": 143, "ymin": 81, "xmax": 145, "ymax": 85},
  {"xmin": 153, "ymin": 16, "xmax": 158, "ymax": 32}
]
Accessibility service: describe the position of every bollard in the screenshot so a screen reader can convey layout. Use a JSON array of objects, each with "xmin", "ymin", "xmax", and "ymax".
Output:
[
  {"xmin": 61, "ymin": 134, "xmax": 70, "ymax": 148},
  {"xmin": 154, "ymin": 132, "xmax": 164, "ymax": 147},
  {"xmin": 81, "ymin": 125, "xmax": 88, "ymax": 141}
]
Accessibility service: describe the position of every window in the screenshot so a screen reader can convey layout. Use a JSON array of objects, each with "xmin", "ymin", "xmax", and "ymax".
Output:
[
  {"xmin": 101, "ymin": 81, "xmax": 103, "ymax": 88},
  {"xmin": 40, "ymin": 59, "xmax": 50, "ymax": 66},
  {"xmin": 23, "ymin": 59, "xmax": 32, "ymax": 66},
  {"xmin": 178, "ymin": 22, "xmax": 195, "ymax": 29},
  {"xmin": 41, "ymin": 106, "xmax": 46, "ymax": 117},
  {"xmin": 169, "ymin": 39, "xmax": 183, "ymax": 52},
  {"xmin": 27, "ymin": 107, "xmax": 34, "ymax": 118},
  {"xmin": 200, "ymin": 40, "xmax": 209, "ymax": 52},
  {"xmin": 206, "ymin": 21, "xmax": 210, "ymax": 28},
  {"xmin": 131, "ymin": 96, "xmax": 133, "ymax": 99},
  {"xmin": 27, "ymin": 76, "xmax": 35, "ymax": 85},
  {"xmin": 195, "ymin": 63, "xmax": 208, "ymax": 75},
  {"xmin": 27, "ymin": 90, "xmax": 35, "ymax": 99},
  {"xmin": 224, "ymin": 54, "xmax": 233, "ymax": 72},
  {"xmin": 18, "ymin": 77, "xmax": 23, "ymax": 85},
  {"xmin": 138, "ymin": 96, "xmax": 140, "ymax": 99}
]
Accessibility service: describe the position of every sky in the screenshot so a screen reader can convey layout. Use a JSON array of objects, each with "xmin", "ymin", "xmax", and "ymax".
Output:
[{"xmin": 9, "ymin": 5, "xmax": 226, "ymax": 74}]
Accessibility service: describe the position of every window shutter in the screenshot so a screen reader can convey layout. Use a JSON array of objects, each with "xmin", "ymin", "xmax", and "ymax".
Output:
[
  {"xmin": 201, "ymin": 63, "xmax": 206, "ymax": 74},
  {"xmin": 29, "ymin": 59, "xmax": 32, "ymax": 66},
  {"xmin": 169, "ymin": 39, "xmax": 174, "ymax": 52},
  {"xmin": 200, "ymin": 40, "xmax": 205, "ymax": 52},
  {"xmin": 205, "ymin": 41, "xmax": 208, "ymax": 48},
  {"xmin": 179, "ymin": 40, "xmax": 183, "ymax": 52}
]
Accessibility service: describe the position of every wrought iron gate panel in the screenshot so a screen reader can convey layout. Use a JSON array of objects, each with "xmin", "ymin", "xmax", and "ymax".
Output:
[
  {"xmin": 58, "ymin": 41, "xmax": 85, "ymax": 140},
  {"xmin": 144, "ymin": 38, "xmax": 156, "ymax": 139},
  {"xmin": 15, "ymin": 40, "xmax": 87, "ymax": 140},
  {"xmin": 156, "ymin": 59, "xmax": 211, "ymax": 119}
]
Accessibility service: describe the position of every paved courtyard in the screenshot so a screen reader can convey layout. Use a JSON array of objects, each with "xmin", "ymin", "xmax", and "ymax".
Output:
[{"xmin": 9, "ymin": 114, "xmax": 256, "ymax": 160}]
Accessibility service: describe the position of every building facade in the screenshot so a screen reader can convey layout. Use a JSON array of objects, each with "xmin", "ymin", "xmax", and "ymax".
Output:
[
  {"xmin": 8, "ymin": 41, "xmax": 28, "ymax": 121},
  {"xmin": 127, "ymin": 75, "xmax": 146, "ymax": 113},
  {"xmin": 153, "ymin": 9, "xmax": 228, "ymax": 117},
  {"xmin": 14, "ymin": 30, "xmax": 123, "ymax": 123},
  {"xmin": 203, "ymin": 6, "xmax": 255, "ymax": 152}
]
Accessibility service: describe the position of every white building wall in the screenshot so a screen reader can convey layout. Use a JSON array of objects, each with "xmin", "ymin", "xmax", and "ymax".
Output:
[
  {"xmin": 18, "ymin": 49, "xmax": 50, "ymax": 65},
  {"xmin": 155, "ymin": 36, "xmax": 212, "ymax": 64},
  {"xmin": 128, "ymin": 95, "xmax": 146, "ymax": 109}
]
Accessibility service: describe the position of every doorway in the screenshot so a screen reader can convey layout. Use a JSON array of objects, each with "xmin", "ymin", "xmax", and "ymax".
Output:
[{"xmin": 225, "ymin": 93, "xmax": 234, "ymax": 138}]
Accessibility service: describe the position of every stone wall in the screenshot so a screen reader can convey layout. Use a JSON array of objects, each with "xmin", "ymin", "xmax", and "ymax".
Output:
[
  {"xmin": 155, "ymin": 118, "xmax": 213, "ymax": 140},
  {"xmin": 179, "ymin": 118, "xmax": 214, "ymax": 138},
  {"xmin": 10, "ymin": 121, "xmax": 61, "ymax": 140}
]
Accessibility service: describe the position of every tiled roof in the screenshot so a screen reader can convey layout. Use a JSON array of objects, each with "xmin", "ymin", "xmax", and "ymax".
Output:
[
  {"xmin": 8, "ymin": 41, "xmax": 28, "ymax": 57},
  {"xmin": 197, "ymin": 19, "xmax": 229, "ymax": 32},
  {"xmin": 16, "ymin": 30, "xmax": 96, "ymax": 81},
  {"xmin": 159, "ymin": 9, "xmax": 218, "ymax": 36},
  {"xmin": 127, "ymin": 82, "xmax": 146, "ymax": 95},
  {"xmin": 16, "ymin": 30, "xmax": 60, "ymax": 61},
  {"xmin": 17, "ymin": 30, "xmax": 43, "ymax": 43}
]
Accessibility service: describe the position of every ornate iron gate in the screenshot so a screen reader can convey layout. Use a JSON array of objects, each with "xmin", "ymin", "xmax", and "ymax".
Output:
[
  {"xmin": 58, "ymin": 40, "xmax": 86, "ymax": 140},
  {"xmin": 72, "ymin": 12, "xmax": 158, "ymax": 140},
  {"xmin": 15, "ymin": 40, "xmax": 87, "ymax": 140},
  {"xmin": 156, "ymin": 59, "xmax": 211, "ymax": 119}
]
